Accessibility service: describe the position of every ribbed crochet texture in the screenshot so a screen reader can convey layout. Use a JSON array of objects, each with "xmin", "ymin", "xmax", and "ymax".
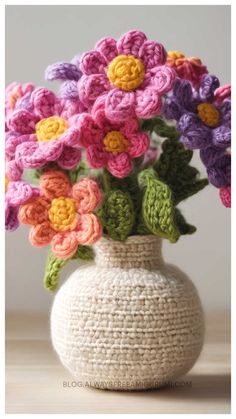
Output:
[{"xmin": 51, "ymin": 235, "xmax": 204, "ymax": 390}]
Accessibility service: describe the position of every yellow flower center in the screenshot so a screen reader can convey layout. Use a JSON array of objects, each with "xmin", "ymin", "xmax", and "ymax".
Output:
[
  {"xmin": 48, "ymin": 197, "xmax": 77, "ymax": 232},
  {"xmin": 107, "ymin": 55, "xmax": 145, "ymax": 91},
  {"xmin": 197, "ymin": 103, "xmax": 220, "ymax": 128},
  {"xmin": 5, "ymin": 176, "xmax": 9, "ymax": 193},
  {"xmin": 103, "ymin": 131, "xmax": 130, "ymax": 153},
  {"xmin": 36, "ymin": 117, "xmax": 68, "ymax": 142}
]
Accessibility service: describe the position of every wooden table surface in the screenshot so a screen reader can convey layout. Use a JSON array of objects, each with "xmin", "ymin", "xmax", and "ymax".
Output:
[{"xmin": 5, "ymin": 311, "xmax": 231, "ymax": 414}]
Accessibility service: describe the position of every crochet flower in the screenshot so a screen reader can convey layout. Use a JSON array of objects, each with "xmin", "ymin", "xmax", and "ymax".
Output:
[
  {"xmin": 73, "ymin": 97, "xmax": 150, "ymax": 178},
  {"xmin": 5, "ymin": 176, "xmax": 39, "ymax": 231},
  {"xmin": 167, "ymin": 51, "xmax": 208, "ymax": 88},
  {"xmin": 76, "ymin": 30, "xmax": 176, "ymax": 121},
  {"xmin": 5, "ymin": 87, "xmax": 83, "ymax": 181},
  {"xmin": 164, "ymin": 74, "xmax": 231, "ymax": 189},
  {"xmin": 18, "ymin": 170, "xmax": 103, "ymax": 259}
]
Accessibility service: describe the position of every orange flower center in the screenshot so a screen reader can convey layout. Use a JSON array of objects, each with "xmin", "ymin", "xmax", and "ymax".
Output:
[
  {"xmin": 36, "ymin": 117, "xmax": 68, "ymax": 142},
  {"xmin": 107, "ymin": 55, "xmax": 145, "ymax": 91},
  {"xmin": 103, "ymin": 131, "xmax": 130, "ymax": 153},
  {"xmin": 197, "ymin": 103, "xmax": 220, "ymax": 128},
  {"xmin": 48, "ymin": 197, "xmax": 77, "ymax": 232}
]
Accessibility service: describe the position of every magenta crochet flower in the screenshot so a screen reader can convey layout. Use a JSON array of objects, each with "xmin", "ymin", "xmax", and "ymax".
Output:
[
  {"xmin": 5, "ymin": 87, "xmax": 82, "ymax": 181},
  {"xmin": 72, "ymin": 96, "xmax": 150, "ymax": 178},
  {"xmin": 5, "ymin": 177, "xmax": 39, "ymax": 231},
  {"xmin": 77, "ymin": 30, "xmax": 176, "ymax": 121}
]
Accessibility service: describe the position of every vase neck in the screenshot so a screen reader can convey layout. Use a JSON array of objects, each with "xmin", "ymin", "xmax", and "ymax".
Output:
[{"xmin": 94, "ymin": 235, "xmax": 164, "ymax": 270}]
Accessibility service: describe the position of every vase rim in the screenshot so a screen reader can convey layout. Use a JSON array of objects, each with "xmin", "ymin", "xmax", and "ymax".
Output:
[{"xmin": 97, "ymin": 234, "xmax": 162, "ymax": 246}]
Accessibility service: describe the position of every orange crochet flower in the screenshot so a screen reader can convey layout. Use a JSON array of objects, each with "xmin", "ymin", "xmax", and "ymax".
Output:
[{"xmin": 18, "ymin": 170, "xmax": 103, "ymax": 259}]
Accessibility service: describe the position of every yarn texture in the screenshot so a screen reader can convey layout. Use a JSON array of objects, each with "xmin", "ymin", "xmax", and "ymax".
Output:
[
  {"xmin": 77, "ymin": 30, "xmax": 176, "ymax": 120},
  {"xmin": 51, "ymin": 235, "xmax": 204, "ymax": 390},
  {"xmin": 19, "ymin": 170, "xmax": 103, "ymax": 258}
]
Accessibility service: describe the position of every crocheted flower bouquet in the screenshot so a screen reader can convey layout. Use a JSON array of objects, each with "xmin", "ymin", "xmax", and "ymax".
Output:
[{"xmin": 5, "ymin": 30, "xmax": 231, "ymax": 390}]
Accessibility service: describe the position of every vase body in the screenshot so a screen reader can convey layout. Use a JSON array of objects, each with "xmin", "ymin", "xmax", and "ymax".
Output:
[{"xmin": 51, "ymin": 235, "xmax": 204, "ymax": 390}]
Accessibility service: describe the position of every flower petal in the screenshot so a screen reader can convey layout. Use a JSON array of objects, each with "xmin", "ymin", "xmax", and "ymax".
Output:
[
  {"xmin": 8, "ymin": 109, "xmax": 37, "ymax": 134},
  {"xmin": 128, "ymin": 132, "xmax": 150, "ymax": 158},
  {"xmin": 18, "ymin": 196, "xmax": 50, "ymax": 225},
  {"xmin": 172, "ymin": 78, "xmax": 193, "ymax": 107},
  {"xmin": 5, "ymin": 206, "xmax": 19, "ymax": 232},
  {"xmin": 76, "ymin": 213, "xmax": 102, "ymax": 245},
  {"xmin": 152, "ymin": 66, "xmax": 176, "ymax": 94},
  {"xmin": 117, "ymin": 30, "xmax": 147, "ymax": 57},
  {"xmin": 72, "ymin": 178, "xmax": 103, "ymax": 214},
  {"xmin": 164, "ymin": 97, "xmax": 183, "ymax": 120},
  {"xmin": 105, "ymin": 89, "xmax": 135, "ymax": 121},
  {"xmin": 199, "ymin": 74, "xmax": 220, "ymax": 102},
  {"xmin": 59, "ymin": 80, "xmax": 79, "ymax": 100},
  {"xmin": 40, "ymin": 170, "xmax": 71, "ymax": 200},
  {"xmin": 6, "ymin": 181, "xmax": 39, "ymax": 207},
  {"xmin": 200, "ymin": 146, "xmax": 225, "ymax": 168},
  {"xmin": 29, "ymin": 221, "xmax": 55, "ymax": 247},
  {"xmin": 219, "ymin": 186, "xmax": 231, "ymax": 208},
  {"xmin": 45, "ymin": 61, "xmax": 81, "ymax": 81},
  {"xmin": 212, "ymin": 126, "xmax": 231, "ymax": 149},
  {"xmin": 95, "ymin": 37, "xmax": 118, "ymax": 63},
  {"xmin": 51, "ymin": 231, "xmax": 79, "ymax": 259},
  {"xmin": 5, "ymin": 160, "xmax": 23, "ymax": 181},
  {"xmin": 57, "ymin": 146, "xmax": 81, "ymax": 169},
  {"xmin": 177, "ymin": 112, "xmax": 203, "ymax": 134},
  {"xmin": 31, "ymin": 87, "xmax": 58, "ymax": 118},
  {"xmin": 107, "ymin": 152, "xmax": 133, "ymax": 178},
  {"xmin": 139, "ymin": 40, "xmax": 166, "ymax": 68},
  {"xmin": 78, "ymin": 74, "xmax": 110, "ymax": 108},
  {"xmin": 135, "ymin": 88, "xmax": 162, "ymax": 119},
  {"xmin": 71, "ymin": 113, "xmax": 103, "ymax": 147},
  {"xmin": 5, "ymin": 132, "xmax": 35, "ymax": 161},
  {"xmin": 180, "ymin": 128, "xmax": 211, "ymax": 150},
  {"xmin": 80, "ymin": 50, "xmax": 106, "ymax": 75},
  {"xmin": 86, "ymin": 144, "xmax": 108, "ymax": 169}
]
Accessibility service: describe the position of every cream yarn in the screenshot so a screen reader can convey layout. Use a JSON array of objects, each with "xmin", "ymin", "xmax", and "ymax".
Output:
[{"xmin": 51, "ymin": 235, "xmax": 204, "ymax": 390}]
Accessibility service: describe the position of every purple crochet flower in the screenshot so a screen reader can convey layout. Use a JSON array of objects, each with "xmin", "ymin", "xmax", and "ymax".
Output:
[
  {"xmin": 5, "ymin": 87, "xmax": 82, "ymax": 180},
  {"xmin": 5, "ymin": 179, "xmax": 39, "ymax": 231},
  {"xmin": 164, "ymin": 74, "xmax": 231, "ymax": 188}
]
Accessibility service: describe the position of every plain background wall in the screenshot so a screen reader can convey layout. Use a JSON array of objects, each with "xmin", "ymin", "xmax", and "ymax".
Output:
[{"xmin": 5, "ymin": 5, "xmax": 231, "ymax": 314}]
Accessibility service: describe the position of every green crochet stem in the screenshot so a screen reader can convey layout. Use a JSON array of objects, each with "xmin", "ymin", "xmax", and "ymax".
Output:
[{"xmin": 44, "ymin": 245, "xmax": 94, "ymax": 291}]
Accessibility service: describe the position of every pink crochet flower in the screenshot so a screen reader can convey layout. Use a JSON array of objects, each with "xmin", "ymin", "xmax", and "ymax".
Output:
[
  {"xmin": 72, "ymin": 96, "xmax": 150, "ymax": 178},
  {"xmin": 5, "ymin": 176, "xmax": 40, "ymax": 231},
  {"xmin": 78, "ymin": 30, "xmax": 176, "ymax": 121},
  {"xmin": 5, "ymin": 87, "xmax": 82, "ymax": 180},
  {"xmin": 18, "ymin": 170, "xmax": 103, "ymax": 259}
]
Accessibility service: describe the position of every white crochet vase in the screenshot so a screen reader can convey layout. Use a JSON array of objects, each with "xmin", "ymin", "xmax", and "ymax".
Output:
[{"xmin": 51, "ymin": 235, "xmax": 204, "ymax": 390}]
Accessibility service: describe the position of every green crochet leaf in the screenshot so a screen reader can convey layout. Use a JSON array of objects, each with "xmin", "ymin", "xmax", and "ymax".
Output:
[
  {"xmin": 154, "ymin": 137, "xmax": 208, "ymax": 204},
  {"xmin": 44, "ymin": 245, "xmax": 94, "ymax": 292},
  {"xmin": 139, "ymin": 169, "xmax": 180, "ymax": 243},
  {"xmin": 174, "ymin": 208, "xmax": 196, "ymax": 235},
  {"xmin": 98, "ymin": 190, "xmax": 135, "ymax": 241}
]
